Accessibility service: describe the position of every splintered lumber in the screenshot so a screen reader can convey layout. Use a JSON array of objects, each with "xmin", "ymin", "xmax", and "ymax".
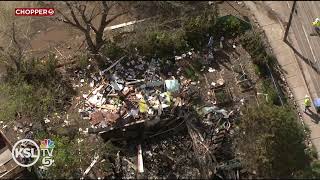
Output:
[{"xmin": 186, "ymin": 120, "xmax": 216, "ymax": 179}]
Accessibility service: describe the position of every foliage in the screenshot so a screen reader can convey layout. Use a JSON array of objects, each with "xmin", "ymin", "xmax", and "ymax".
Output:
[
  {"xmin": 237, "ymin": 104, "xmax": 310, "ymax": 178},
  {"xmin": 34, "ymin": 133, "xmax": 122, "ymax": 179},
  {"xmin": 184, "ymin": 67, "xmax": 198, "ymax": 81},
  {"xmin": 100, "ymin": 140, "xmax": 124, "ymax": 172},
  {"xmin": 240, "ymin": 31, "xmax": 269, "ymax": 67},
  {"xmin": 215, "ymin": 15, "xmax": 250, "ymax": 37},
  {"xmin": 76, "ymin": 54, "xmax": 90, "ymax": 70},
  {"xmin": 127, "ymin": 2, "xmax": 217, "ymax": 57},
  {"xmin": 38, "ymin": 135, "xmax": 81, "ymax": 179},
  {"xmin": 239, "ymin": 30, "xmax": 278, "ymax": 78},
  {"xmin": 0, "ymin": 55, "xmax": 75, "ymax": 122},
  {"xmin": 240, "ymin": 30, "xmax": 286, "ymax": 106},
  {"xmin": 132, "ymin": 1, "xmax": 209, "ymax": 19},
  {"xmin": 183, "ymin": 9, "xmax": 216, "ymax": 50},
  {"xmin": 262, "ymin": 80, "xmax": 281, "ymax": 106},
  {"xmin": 102, "ymin": 41, "xmax": 125, "ymax": 60},
  {"xmin": 135, "ymin": 29, "xmax": 188, "ymax": 58}
]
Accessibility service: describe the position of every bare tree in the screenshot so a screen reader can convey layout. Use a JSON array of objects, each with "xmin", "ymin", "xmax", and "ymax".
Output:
[
  {"xmin": 0, "ymin": 23, "xmax": 25, "ymax": 72},
  {"xmin": 55, "ymin": 1, "xmax": 129, "ymax": 67}
]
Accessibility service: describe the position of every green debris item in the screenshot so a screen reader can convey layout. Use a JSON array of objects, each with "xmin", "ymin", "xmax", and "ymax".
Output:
[
  {"xmin": 165, "ymin": 79, "xmax": 180, "ymax": 92},
  {"xmin": 139, "ymin": 99, "xmax": 149, "ymax": 113}
]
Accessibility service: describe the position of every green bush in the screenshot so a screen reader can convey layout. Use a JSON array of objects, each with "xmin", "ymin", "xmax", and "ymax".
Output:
[
  {"xmin": 136, "ymin": 29, "xmax": 188, "ymax": 58},
  {"xmin": 262, "ymin": 80, "xmax": 281, "ymax": 106},
  {"xmin": 184, "ymin": 14, "xmax": 213, "ymax": 50},
  {"xmin": 214, "ymin": 15, "xmax": 251, "ymax": 38},
  {"xmin": 171, "ymin": 29, "xmax": 189, "ymax": 54},
  {"xmin": 0, "ymin": 56, "xmax": 75, "ymax": 122},
  {"xmin": 216, "ymin": 16, "xmax": 241, "ymax": 37},
  {"xmin": 240, "ymin": 31, "xmax": 276, "ymax": 66},
  {"xmin": 240, "ymin": 31, "xmax": 278, "ymax": 78},
  {"xmin": 238, "ymin": 104, "xmax": 310, "ymax": 178}
]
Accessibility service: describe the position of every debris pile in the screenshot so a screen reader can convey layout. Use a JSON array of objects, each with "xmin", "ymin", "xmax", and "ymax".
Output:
[
  {"xmin": 77, "ymin": 54, "xmax": 200, "ymax": 135},
  {"xmin": 72, "ymin": 39, "xmax": 256, "ymax": 179}
]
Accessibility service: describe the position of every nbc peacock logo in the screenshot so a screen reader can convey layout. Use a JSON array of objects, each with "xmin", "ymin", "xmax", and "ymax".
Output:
[{"xmin": 40, "ymin": 139, "xmax": 55, "ymax": 149}]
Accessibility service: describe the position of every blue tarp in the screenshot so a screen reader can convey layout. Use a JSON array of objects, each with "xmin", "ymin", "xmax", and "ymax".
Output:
[{"xmin": 314, "ymin": 98, "xmax": 320, "ymax": 107}]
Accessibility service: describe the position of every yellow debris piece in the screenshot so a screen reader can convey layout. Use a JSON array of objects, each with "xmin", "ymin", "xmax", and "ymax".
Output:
[{"xmin": 139, "ymin": 99, "xmax": 149, "ymax": 113}]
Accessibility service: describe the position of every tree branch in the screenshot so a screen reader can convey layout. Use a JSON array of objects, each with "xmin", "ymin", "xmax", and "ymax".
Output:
[
  {"xmin": 105, "ymin": 11, "xmax": 128, "ymax": 26},
  {"xmin": 65, "ymin": 2, "xmax": 86, "ymax": 31}
]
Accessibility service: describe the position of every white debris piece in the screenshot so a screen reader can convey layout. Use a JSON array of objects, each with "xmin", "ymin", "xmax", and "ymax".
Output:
[
  {"xmin": 88, "ymin": 93, "xmax": 106, "ymax": 106},
  {"xmin": 111, "ymin": 81, "xmax": 124, "ymax": 91},
  {"xmin": 38, "ymin": 166, "xmax": 48, "ymax": 171},
  {"xmin": 188, "ymin": 51, "xmax": 192, "ymax": 56},
  {"xmin": 240, "ymin": 98, "xmax": 245, "ymax": 105},
  {"xmin": 175, "ymin": 56, "xmax": 182, "ymax": 60},
  {"xmin": 44, "ymin": 118, "xmax": 50, "ymax": 124},
  {"xmin": 211, "ymin": 82, "xmax": 216, "ymax": 86},
  {"xmin": 136, "ymin": 94, "xmax": 143, "ymax": 99},
  {"xmin": 92, "ymin": 84, "xmax": 104, "ymax": 95},
  {"xmin": 137, "ymin": 144, "xmax": 144, "ymax": 173},
  {"xmin": 64, "ymin": 120, "xmax": 70, "ymax": 126},
  {"xmin": 82, "ymin": 128, "xmax": 89, "ymax": 135},
  {"xmin": 82, "ymin": 153, "xmax": 100, "ymax": 177},
  {"xmin": 208, "ymin": 67, "xmax": 216, "ymax": 72},
  {"xmin": 80, "ymin": 79, "xmax": 85, "ymax": 83},
  {"xmin": 89, "ymin": 81, "xmax": 95, "ymax": 88},
  {"xmin": 77, "ymin": 138, "xmax": 84, "ymax": 143}
]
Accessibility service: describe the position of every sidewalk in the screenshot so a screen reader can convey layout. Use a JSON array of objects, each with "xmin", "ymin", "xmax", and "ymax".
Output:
[{"xmin": 244, "ymin": 1, "xmax": 320, "ymax": 158}]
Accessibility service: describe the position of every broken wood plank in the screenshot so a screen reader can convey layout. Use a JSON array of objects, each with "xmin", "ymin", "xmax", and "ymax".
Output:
[
  {"xmin": 101, "ymin": 56, "xmax": 126, "ymax": 75},
  {"xmin": 82, "ymin": 153, "xmax": 99, "ymax": 178}
]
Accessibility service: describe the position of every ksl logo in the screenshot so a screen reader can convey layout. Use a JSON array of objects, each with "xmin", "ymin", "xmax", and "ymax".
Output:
[{"xmin": 12, "ymin": 139, "xmax": 55, "ymax": 168}]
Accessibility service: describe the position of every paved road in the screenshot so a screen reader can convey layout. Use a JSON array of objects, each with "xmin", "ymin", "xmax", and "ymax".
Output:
[
  {"xmin": 265, "ymin": 1, "xmax": 320, "ymax": 100},
  {"xmin": 289, "ymin": 1, "xmax": 320, "ymax": 99}
]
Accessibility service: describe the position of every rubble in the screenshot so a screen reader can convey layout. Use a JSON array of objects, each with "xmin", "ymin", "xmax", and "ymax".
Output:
[{"xmin": 69, "ymin": 37, "xmax": 259, "ymax": 179}]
